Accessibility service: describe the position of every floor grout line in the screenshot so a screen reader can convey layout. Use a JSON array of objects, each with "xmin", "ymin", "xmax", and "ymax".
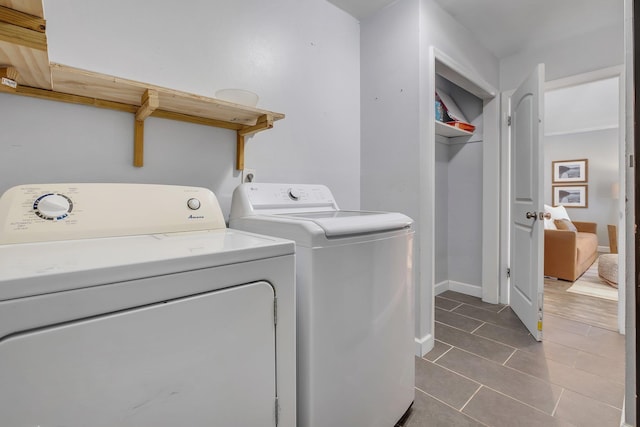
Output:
[
  {"xmin": 442, "ymin": 305, "xmax": 528, "ymax": 335},
  {"xmin": 437, "ymin": 294, "xmax": 507, "ymax": 314},
  {"xmin": 413, "ymin": 386, "xmax": 491, "ymax": 427},
  {"xmin": 496, "ymin": 304, "xmax": 509, "ymax": 313},
  {"xmin": 469, "ymin": 322, "xmax": 485, "ymax": 334},
  {"xmin": 434, "ymin": 295, "xmax": 466, "ymax": 312},
  {"xmin": 436, "ymin": 320, "xmax": 521, "ymax": 354},
  {"xmin": 459, "ymin": 384, "xmax": 483, "ymax": 412},
  {"xmin": 502, "ymin": 347, "xmax": 517, "ymax": 366},
  {"xmin": 428, "ymin": 342, "xmax": 453, "ymax": 364},
  {"xmin": 430, "ymin": 351, "xmax": 484, "ymax": 385},
  {"xmin": 477, "ymin": 383, "xmax": 560, "ymax": 418},
  {"xmin": 551, "ymin": 388, "xmax": 564, "ymax": 417},
  {"xmin": 431, "ymin": 345, "xmax": 565, "ymax": 397}
]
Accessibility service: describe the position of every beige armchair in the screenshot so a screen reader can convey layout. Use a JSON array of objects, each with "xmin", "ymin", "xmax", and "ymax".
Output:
[{"xmin": 544, "ymin": 221, "xmax": 598, "ymax": 282}]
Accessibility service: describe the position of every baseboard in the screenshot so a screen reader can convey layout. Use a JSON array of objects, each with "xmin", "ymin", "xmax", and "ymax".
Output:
[
  {"xmin": 448, "ymin": 280, "xmax": 482, "ymax": 298},
  {"xmin": 415, "ymin": 333, "xmax": 434, "ymax": 357},
  {"xmin": 620, "ymin": 398, "xmax": 632, "ymax": 427},
  {"xmin": 598, "ymin": 245, "xmax": 610, "ymax": 253},
  {"xmin": 434, "ymin": 280, "xmax": 449, "ymax": 295}
]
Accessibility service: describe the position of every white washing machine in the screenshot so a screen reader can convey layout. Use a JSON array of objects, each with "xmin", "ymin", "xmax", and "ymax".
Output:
[
  {"xmin": 229, "ymin": 183, "xmax": 414, "ymax": 427},
  {"xmin": 0, "ymin": 183, "xmax": 296, "ymax": 427}
]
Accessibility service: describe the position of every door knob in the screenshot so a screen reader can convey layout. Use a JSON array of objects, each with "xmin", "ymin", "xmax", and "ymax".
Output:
[{"xmin": 526, "ymin": 211, "xmax": 550, "ymax": 220}]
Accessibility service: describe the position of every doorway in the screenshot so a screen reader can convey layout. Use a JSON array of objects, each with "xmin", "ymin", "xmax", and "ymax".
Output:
[
  {"xmin": 499, "ymin": 66, "xmax": 626, "ymax": 334},
  {"xmin": 542, "ymin": 69, "xmax": 624, "ymax": 333}
]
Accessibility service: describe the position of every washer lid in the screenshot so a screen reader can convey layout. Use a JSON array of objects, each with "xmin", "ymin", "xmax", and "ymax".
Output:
[
  {"xmin": 0, "ymin": 229, "xmax": 294, "ymax": 301},
  {"xmin": 275, "ymin": 210, "xmax": 412, "ymax": 237}
]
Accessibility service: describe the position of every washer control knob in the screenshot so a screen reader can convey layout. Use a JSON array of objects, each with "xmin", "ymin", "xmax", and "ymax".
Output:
[
  {"xmin": 288, "ymin": 188, "xmax": 300, "ymax": 201},
  {"xmin": 187, "ymin": 198, "xmax": 201, "ymax": 210},
  {"xmin": 33, "ymin": 193, "xmax": 73, "ymax": 220}
]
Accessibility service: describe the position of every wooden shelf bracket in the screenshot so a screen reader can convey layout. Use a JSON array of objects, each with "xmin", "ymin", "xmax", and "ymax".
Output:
[
  {"xmin": 0, "ymin": 66, "xmax": 18, "ymax": 91},
  {"xmin": 133, "ymin": 89, "xmax": 159, "ymax": 167},
  {"xmin": 236, "ymin": 114, "xmax": 274, "ymax": 170}
]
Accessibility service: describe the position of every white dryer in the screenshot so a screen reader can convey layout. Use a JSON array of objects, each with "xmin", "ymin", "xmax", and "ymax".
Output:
[
  {"xmin": 230, "ymin": 183, "xmax": 414, "ymax": 427},
  {"xmin": 0, "ymin": 183, "xmax": 296, "ymax": 427}
]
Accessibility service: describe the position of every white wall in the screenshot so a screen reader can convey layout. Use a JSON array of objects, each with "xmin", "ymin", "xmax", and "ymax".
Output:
[
  {"xmin": 0, "ymin": 0, "xmax": 361, "ymax": 219},
  {"xmin": 448, "ymin": 141, "xmax": 484, "ymax": 285},
  {"xmin": 360, "ymin": 0, "xmax": 420, "ymax": 218},
  {"xmin": 360, "ymin": 0, "xmax": 499, "ymax": 354},
  {"xmin": 0, "ymin": 94, "xmax": 239, "ymax": 213}
]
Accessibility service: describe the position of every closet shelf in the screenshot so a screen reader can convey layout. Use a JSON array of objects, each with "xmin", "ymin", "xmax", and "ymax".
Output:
[
  {"xmin": 435, "ymin": 120, "xmax": 473, "ymax": 138},
  {"xmin": 0, "ymin": 0, "xmax": 284, "ymax": 170}
]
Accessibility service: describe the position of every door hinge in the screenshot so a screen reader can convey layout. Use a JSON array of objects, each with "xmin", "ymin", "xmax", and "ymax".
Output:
[
  {"xmin": 507, "ymin": 115, "xmax": 512, "ymax": 126},
  {"xmin": 275, "ymin": 396, "xmax": 279, "ymax": 426},
  {"xmin": 630, "ymin": 154, "xmax": 635, "ymax": 168},
  {"xmin": 506, "ymin": 267, "xmax": 511, "ymax": 278},
  {"xmin": 274, "ymin": 297, "xmax": 278, "ymax": 326}
]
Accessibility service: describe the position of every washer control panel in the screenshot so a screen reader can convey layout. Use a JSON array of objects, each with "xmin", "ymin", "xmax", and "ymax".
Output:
[
  {"xmin": 249, "ymin": 184, "xmax": 335, "ymax": 206},
  {"xmin": 0, "ymin": 184, "xmax": 226, "ymax": 244},
  {"xmin": 230, "ymin": 183, "xmax": 340, "ymax": 218}
]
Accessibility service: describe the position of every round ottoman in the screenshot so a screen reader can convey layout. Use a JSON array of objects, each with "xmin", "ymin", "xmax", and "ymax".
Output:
[{"xmin": 598, "ymin": 254, "xmax": 618, "ymax": 288}]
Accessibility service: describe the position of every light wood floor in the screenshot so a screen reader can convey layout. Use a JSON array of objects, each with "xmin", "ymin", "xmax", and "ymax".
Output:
[{"xmin": 544, "ymin": 276, "xmax": 618, "ymax": 331}]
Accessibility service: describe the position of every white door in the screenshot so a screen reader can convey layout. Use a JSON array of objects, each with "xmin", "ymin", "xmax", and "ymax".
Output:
[{"xmin": 509, "ymin": 64, "xmax": 545, "ymax": 340}]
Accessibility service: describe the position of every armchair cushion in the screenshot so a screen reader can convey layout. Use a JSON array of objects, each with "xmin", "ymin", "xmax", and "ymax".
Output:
[
  {"xmin": 554, "ymin": 219, "xmax": 577, "ymax": 232},
  {"xmin": 544, "ymin": 221, "xmax": 598, "ymax": 282}
]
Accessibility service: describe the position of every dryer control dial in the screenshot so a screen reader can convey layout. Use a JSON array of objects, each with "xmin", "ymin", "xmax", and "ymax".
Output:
[
  {"xmin": 187, "ymin": 198, "xmax": 201, "ymax": 210},
  {"xmin": 288, "ymin": 188, "xmax": 300, "ymax": 201},
  {"xmin": 33, "ymin": 193, "xmax": 73, "ymax": 220}
]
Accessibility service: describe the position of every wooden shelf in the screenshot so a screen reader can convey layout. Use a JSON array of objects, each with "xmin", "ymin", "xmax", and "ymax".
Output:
[
  {"xmin": 0, "ymin": 0, "xmax": 284, "ymax": 170},
  {"xmin": 435, "ymin": 120, "xmax": 473, "ymax": 138}
]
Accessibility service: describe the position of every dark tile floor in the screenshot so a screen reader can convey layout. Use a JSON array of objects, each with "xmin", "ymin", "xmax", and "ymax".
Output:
[{"xmin": 400, "ymin": 291, "xmax": 625, "ymax": 427}]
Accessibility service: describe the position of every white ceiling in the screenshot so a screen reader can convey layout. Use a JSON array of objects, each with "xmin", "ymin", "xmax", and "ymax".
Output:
[
  {"xmin": 545, "ymin": 76, "xmax": 620, "ymax": 136},
  {"xmin": 326, "ymin": 0, "xmax": 399, "ymax": 22},
  {"xmin": 327, "ymin": 0, "xmax": 624, "ymax": 59}
]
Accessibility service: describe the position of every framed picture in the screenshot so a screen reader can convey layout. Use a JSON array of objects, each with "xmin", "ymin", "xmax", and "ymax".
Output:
[
  {"xmin": 552, "ymin": 185, "xmax": 588, "ymax": 208},
  {"xmin": 552, "ymin": 159, "xmax": 588, "ymax": 183}
]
